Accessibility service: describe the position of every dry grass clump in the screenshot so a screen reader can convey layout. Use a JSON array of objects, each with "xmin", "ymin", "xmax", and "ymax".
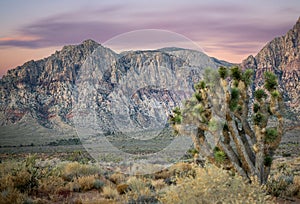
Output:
[
  {"xmin": 0, "ymin": 156, "xmax": 39, "ymax": 194},
  {"xmin": 62, "ymin": 162, "xmax": 100, "ymax": 181},
  {"xmin": 0, "ymin": 170, "xmax": 31, "ymax": 191},
  {"xmin": 154, "ymin": 162, "xmax": 195, "ymax": 181},
  {"xmin": 0, "ymin": 187, "xmax": 26, "ymax": 204},
  {"xmin": 160, "ymin": 164, "xmax": 273, "ymax": 204},
  {"xmin": 125, "ymin": 177, "xmax": 158, "ymax": 203},
  {"xmin": 76, "ymin": 175, "xmax": 97, "ymax": 191},
  {"xmin": 38, "ymin": 175, "xmax": 65, "ymax": 194},
  {"xmin": 127, "ymin": 177, "xmax": 150, "ymax": 196},
  {"xmin": 294, "ymin": 176, "xmax": 300, "ymax": 198},
  {"xmin": 266, "ymin": 162, "xmax": 300, "ymax": 199},
  {"xmin": 116, "ymin": 183, "xmax": 129, "ymax": 194},
  {"xmin": 102, "ymin": 185, "xmax": 119, "ymax": 199},
  {"xmin": 109, "ymin": 172, "xmax": 126, "ymax": 185},
  {"xmin": 151, "ymin": 179, "xmax": 166, "ymax": 191}
]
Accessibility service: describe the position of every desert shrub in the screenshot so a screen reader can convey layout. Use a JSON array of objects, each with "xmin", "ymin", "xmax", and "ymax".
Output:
[
  {"xmin": 76, "ymin": 175, "xmax": 97, "ymax": 191},
  {"xmin": 0, "ymin": 156, "xmax": 40, "ymax": 193},
  {"xmin": 38, "ymin": 176, "xmax": 65, "ymax": 194},
  {"xmin": 0, "ymin": 175, "xmax": 13, "ymax": 192},
  {"xmin": 151, "ymin": 179, "xmax": 166, "ymax": 191},
  {"xmin": 93, "ymin": 179, "xmax": 105, "ymax": 190},
  {"xmin": 0, "ymin": 160, "xmax": 19, "ymax": 176},
  {"xmin": 62, "ymin": 162, "xmax": 81, "ymax": 181},
  {"xmin": 154, "ymin": 162, "xmax": 195, "ymax": 182},
  {"xmin": 127, "ymin": 195, "xmax": 159, "ymax": 204},
  {"xmin": 0, "ymin": 187, "xmax": 26, "ymax": 204},
  {"xmin": 154, "ymin": 169, "xmax": 172, "ymax": 180},
  {"xmin": 266, "ymin": 163, "xmax": 300, "ymax": 198},
  {"xmin": 125, "ymin": 177, "xmax": 153, "ymax": 202},
  {"xmin": 116, "ymin": 183, "xmax": 129, "ymax": 194},
  {"xmin": 169, "ymin": 162, "xmax": 195, "ymax": 178},
  {"xmin": 62, "ymin": 162, "xmax": 100, "ymax": 181},
  {"xmin": 266, "ymin": 174, "xmax": 291, "ymax": 197},
  {"xmin": 127, "ymin": 177, "xmax": 150, "ymax": 194},
  {"xmin": 67, "ymin": 181, "xmax": 81, "ymax": 192},
  {"xmin": 1, "ymin": 171, "xmax": 31, "ymax": 192},
  {"xmin": 160, "ymin": 164, "xmax": 273, "ymax": 203},
  {"xmin": 102, "ymin": 185, "xmax": 119, "ymax": 199},
  {"xmin": 109, "ymin": 172, "xmax": 126, "ymax": 185},
  {"xmin": 293, "ymin": 176, "xmax": 300, "ymax": 198}
]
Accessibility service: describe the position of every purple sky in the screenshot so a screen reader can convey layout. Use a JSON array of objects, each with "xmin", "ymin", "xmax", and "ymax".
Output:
[{"xmin": 0, "ymin": 0, "xmax": 299, "ymax": 76}]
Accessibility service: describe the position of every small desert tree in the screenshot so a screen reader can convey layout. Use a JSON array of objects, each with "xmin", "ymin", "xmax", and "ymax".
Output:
[{"xmin": 170, "ymin": 66, "xmax": 284, "ymax": 184}]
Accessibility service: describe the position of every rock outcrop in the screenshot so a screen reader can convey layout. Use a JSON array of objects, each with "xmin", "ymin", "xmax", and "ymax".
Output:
[
  {"xmin": 242, "ymin": 17, "xmax": 300, "ymax": 120},
  {"xmin": 0, "ymin": 40, "xmax": 229, "ymax": 144},
  {"xmin": 1, "ymin": 17, "xmax": 299, "ymax": 145}
]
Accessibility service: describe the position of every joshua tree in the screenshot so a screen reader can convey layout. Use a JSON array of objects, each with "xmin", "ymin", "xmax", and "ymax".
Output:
[{"xmin": 170, "ymin": 66, "xmax": 284, "ymax": 184}]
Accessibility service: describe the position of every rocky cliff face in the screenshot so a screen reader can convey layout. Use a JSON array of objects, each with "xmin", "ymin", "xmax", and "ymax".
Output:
[
  {"xmin": 0, "ymin": 40, "xmax": 100, "ymax": 127},
  {"xmin": 242, "ymin": 18, "xmax": 300, "ymax": 120},
  {"xmin": 2, "ymin": 17, "xmax": 299, "ymax": 144},
  {"xmin": 0, "ymin": 40, "xmax": 229, "ymax": 144}
]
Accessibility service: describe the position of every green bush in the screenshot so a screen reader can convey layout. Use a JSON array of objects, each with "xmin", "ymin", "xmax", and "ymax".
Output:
[
  {"xmin": 264, "ymin": 156, "xmax": 273, "ymax": 167},
  {"xmin": 271, "ymin": 90, "xmax": 279, "ymax": 98},
  {"xmin": 230, "ymin": 66, "xmax": 242, "ymax": 81},
  {"xmin": 172, "ymin": 107, "xmax": 181, "ymax": 115},
  {"xmin": 265, "ymin": 128, "xmax": 278, "ymax": 143},
  {"xmin": 254, "ymin": 89, "xmax": 267, "ymax": 100},
  {"xmin": 242, "ymin": 69, "xmax": 254, "ymax": 86},
  {"xmin": 193, "ymin": 93, "xmax": 202, "ymax": 102},
  {"xmin": 94, "ymin": 179, "xmax": 105, "ymax": 190},
  {"xmin": 231, "ymin": 87, "xmax": 239, "ymax": 100},
  {"xmin": 253, "ymin": 103, "xmax": 260, "ymax": 113},
  {"xmin": 253, "ymin": 112, "xmax": 265, "ymax": 125},
  {"xmin": 223, "ymin": 123, "xmax": 229, "ymax": 131},
  {"xmin": 218, "ymin": 66, "xmax": 228, "ymax": 79},
  {"xmin": 171, "ymin": 115, "xmax": 182, "ymax": 124},
  {"xmin": 264, "ymin": 72, "xmax": 277, "ymax": 91},
  {"xmin": 199, "ymin": 80, "xmax": 206, "ymax": 89},
  {"xmin": 229, "ymin": 87, "xmax": 239, "ymax": 111},
  {"xmin": 194, "ymin": 80, "xmax": 206, "ymax": 90},
  {"xmin": 214, "ymin": 150, "xmax": 227, "ymax": 163},
  {"xmin": 188, "ymin": 148, "xmax": 199, "ymax": 156}
]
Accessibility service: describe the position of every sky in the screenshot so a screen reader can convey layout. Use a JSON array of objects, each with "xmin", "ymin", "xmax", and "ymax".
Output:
[{"xmin": 0, "ymin": 0, "xmax": 299, "ymax": 76}]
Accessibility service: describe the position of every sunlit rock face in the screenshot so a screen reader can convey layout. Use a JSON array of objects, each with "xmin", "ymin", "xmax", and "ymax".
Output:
[
  {"xmin": 0, "ymin": 39, "xmax": 230, "ymax": 137},
  {"xmin": 242, "ymin": 18, "xmax": 300, "ymax": 121}
]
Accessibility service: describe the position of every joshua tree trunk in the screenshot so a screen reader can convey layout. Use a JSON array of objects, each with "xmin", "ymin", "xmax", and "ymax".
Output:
[{"xmin": 170, "ymin": 66, "xmax": 284, "ymax": 184}]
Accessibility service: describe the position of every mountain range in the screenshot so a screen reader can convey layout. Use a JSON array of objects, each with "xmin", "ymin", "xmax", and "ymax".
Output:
[{"xmin": 0, "ymin": 18, "xmax": 299, "ymax": 146}]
